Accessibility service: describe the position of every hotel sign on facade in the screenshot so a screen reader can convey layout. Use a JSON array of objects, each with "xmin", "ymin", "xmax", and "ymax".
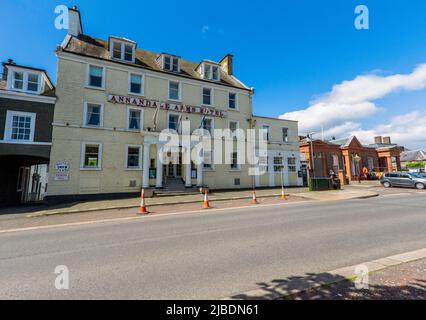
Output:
[{"xmin": 108, "ymin": 95, "xmax": 228, "ymax": 118}]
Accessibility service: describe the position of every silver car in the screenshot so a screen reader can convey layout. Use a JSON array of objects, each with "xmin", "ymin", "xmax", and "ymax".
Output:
[{"xmin": 381, "ymin": 172, "xmax": 426, "ymax": 190}]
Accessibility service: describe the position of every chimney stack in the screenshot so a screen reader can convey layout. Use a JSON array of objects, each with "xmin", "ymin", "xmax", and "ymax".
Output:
[
  {"xmin": 220, "ymin": 54, "xmax": 234, "ymax": 76},
  {"xmin": 383, "ymin": 136, "xmax": 391, "ymax": 145},
  {"xmin": 374, "ymin": 136, "xmax": 383, "ymax": 144},
  {"xmin": 68, "ymin": 6, "xmax": 83, "ymax": 37}
]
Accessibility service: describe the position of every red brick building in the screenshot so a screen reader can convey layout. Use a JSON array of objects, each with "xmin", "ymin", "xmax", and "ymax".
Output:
[{"xmin": 300, "ymin": 136, "xmax": 402, "ymax": 184}]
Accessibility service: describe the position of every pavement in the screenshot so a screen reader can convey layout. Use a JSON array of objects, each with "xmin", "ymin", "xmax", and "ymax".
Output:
[
  {"xmin": 0, "ymin": 191, "xmax": 425, "ymax": 299},
  {"xmin": 291, "ymin": 257, "xmax": 426, "ymax": 300},
  {"xmin": 0, "ymin": 184, "xmax": 379, "ymax": 218}
]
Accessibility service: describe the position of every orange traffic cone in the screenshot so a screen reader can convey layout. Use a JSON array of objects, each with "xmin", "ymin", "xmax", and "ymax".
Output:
[
  {"xmin": 251, "ymin": 191, "xmax": 258, "ymax": 204},
  {"xmin": 281, "ymin": 188, "xmax": 286, "ymax": 200},
  {"xmin": 139, "ymin": 189, "xmax": 148, "ymax": 215},
  {"xmin": 203, "ymin": 190, "xmax": 210, "ymax": 209}
]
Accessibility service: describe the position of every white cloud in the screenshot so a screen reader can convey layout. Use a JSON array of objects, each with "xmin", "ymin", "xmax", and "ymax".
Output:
[
  {"xmin": 280, "ymin": 64, "xmax": 426, "ymax": 136},
  {"xmin": 351, "ymin": 112, "xmax": 426, "ymax": 149},
  {"xmin": 201, "ymin": 25, "xmax": 209, "ymax": 34}
]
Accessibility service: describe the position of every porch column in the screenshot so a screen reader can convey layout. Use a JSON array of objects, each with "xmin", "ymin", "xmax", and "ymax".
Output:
[
  {"xmin": 142, "ymin": 143, "xmax": 151, "ymax": 188},
  {"xmin": 268, "ymin": 153, "xmax": 275, "ymax": 187},
  {"xmin": 185, "ymin": 147, "xmax": 192, "ymax": 187},
  {"xmin": 197, "ymin": 163, "xmax": 203, "ymax": 187},
  {"xmin": 156, "ymin": 146, "xmax": 163, "ymax": 188}
]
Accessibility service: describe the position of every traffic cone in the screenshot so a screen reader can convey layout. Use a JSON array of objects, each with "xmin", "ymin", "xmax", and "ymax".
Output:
[
  {"xmin": 280, "ymin": 188, "xmax": 286, "ymax": 200},
  {"xmin": 251, "ymin": 191, "xmax": 258, "ymax": 204},
  {"xmin": 202, "ymin": 190, "xmax": 210, "ymax": 209},
  {"xmin": 139, "ymin": 189, "xmax": 148, "ymax": 215}
]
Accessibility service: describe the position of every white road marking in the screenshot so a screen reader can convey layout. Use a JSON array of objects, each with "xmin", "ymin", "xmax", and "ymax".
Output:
[{"xmin": 0, "ymin": 200, "xmax": 316, "ymax": 235}]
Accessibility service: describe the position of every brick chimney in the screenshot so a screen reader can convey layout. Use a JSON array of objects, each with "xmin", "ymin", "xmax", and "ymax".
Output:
[
  {"xmin": 220, "ymin": 54, "xmax": 234, "ymax": 75},
  {"xmin": 374, "ymin": 136, "xmax": 383, "ymax": 144},
  {"xmin": 2, "ymin": 59, "xmax": 15, "ymax": 80},
  {"xmin": 383, "ymin": 136, "xmax": 391, "ymax": 145}
]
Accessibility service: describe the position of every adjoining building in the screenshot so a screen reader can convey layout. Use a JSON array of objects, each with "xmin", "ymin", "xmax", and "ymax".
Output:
[
  {"xmin": 0, "ymin": 59, "xmax": 56, "ymax": 206},
  {"xmin": 401, "ymin": 150, "xmax": 426, "ymax": 172},
  {"xmin": 47, "ymin": 7, "xmax": 302, "ymax": 202},
  {"xmin": 299, "ymin": 135, "xmax": 402, "ymax": 184}
]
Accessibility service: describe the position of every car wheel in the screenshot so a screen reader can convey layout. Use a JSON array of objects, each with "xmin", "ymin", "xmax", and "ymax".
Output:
[
  {"xmin": 415, "ymin": 183, "xmax": 425, "ymax": 190},
  {"xmin": 383, "ymin": 181, "xmax": 391, "ymax": 188}
]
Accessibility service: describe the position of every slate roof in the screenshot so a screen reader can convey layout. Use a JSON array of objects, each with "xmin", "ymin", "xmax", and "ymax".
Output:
[
  {"xmin": 59, "ymin": 35, "xmax": 250, "ymax": 91},
  {"xmin": 401, "ymin": 150, "xmax": 426, "ymax": 162}
]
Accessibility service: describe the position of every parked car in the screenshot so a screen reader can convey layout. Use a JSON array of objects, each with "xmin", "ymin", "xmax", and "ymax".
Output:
[{"xmin": 380, "ymin": 172, "xmax": 426, "ymax": 190}]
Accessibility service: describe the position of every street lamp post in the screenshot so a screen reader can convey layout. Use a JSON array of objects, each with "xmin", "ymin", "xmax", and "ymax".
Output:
[{"xmin": 307, "ymin": 132, "xmax": 316, "ymax": 178}]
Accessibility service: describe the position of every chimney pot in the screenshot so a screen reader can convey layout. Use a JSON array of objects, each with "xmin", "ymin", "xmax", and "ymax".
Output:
[
  {"xmin": 374, "ymin": 136, "xmax": 383, "ymax": 144},
  {"xmin": 383, "ymin": 136, "xmax": 391, "ymax": 145}
]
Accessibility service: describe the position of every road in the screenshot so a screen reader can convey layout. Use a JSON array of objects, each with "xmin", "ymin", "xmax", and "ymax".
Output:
[{"xmin": 1, "ymin": 192, "xmax": 425, "ymax": 299}]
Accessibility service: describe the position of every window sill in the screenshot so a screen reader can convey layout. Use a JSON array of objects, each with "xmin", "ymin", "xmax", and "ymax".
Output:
[
  {"xmin": 80, "ymin": 167, "xmax": 102, "ymax": 171},
  {"xmin": 128, "ymin": 92, "xmax": 145, "ymax": 97},
  {"xmin": 83, "ymin": 125, "xmax": 104, "ymax": 130},
  {"xmin": 229, "ymin": 169, "xmax": 242, "ymax": 172},
  {"xmin": 85, "ymin": 85, "xmax": 105, "ymax": 91},
  {"xmin": 168, "ymin": 98, "xmax": 182, "ymax": 103},
  {"xmin": 125, "ymin": 167, "xmax": 142, "ymax": 171}
]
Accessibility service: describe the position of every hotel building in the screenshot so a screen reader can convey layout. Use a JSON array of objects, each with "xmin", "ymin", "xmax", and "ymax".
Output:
[{"xmin": 47, "ymin": 7, "xmax": 302, "ymax": 201}]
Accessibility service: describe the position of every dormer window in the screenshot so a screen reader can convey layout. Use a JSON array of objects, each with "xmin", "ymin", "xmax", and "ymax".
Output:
[
  {"xmin": 7, "ymin": 68, "xmax": 43, "ymax": 94},
  {"xmin": 202, "ymin": 63, "xmax": 220, "ymax": 81},
  {"xmin": 161, "ymin": 55, "xmax": 180, "ymax": 72},
  {"xmin": 110, "ymin": 38, "xmax": 136, "ymax": 63}
]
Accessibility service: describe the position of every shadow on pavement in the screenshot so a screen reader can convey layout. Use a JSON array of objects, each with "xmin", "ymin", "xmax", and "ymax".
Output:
[{"xmin": 231, "ymin": 272, "xmax": 426, "ymax": 300}]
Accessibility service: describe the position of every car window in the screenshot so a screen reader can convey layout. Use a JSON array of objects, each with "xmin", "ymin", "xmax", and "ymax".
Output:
[{"xmin": 400, "ymin": 174, "xmax": 410, "ymax": 179}]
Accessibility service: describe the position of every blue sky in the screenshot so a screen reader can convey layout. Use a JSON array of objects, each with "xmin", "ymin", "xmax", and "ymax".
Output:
[{"xmin": 1, "ymin": 0, "xmax": 426, "ymax": 148}]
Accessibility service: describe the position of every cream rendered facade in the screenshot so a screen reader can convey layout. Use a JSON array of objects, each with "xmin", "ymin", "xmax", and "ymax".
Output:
[{"xmin": 48, "ymin": 40, "xmax": 301, "ymax": 199}]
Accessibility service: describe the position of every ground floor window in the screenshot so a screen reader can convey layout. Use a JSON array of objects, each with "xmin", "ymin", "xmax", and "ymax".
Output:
[
  {"xmin": 4, "ymin": 110, "xmax": 36, "ymax": 142},
  {"xmin": 288, "ymin": 157, "xmax": 297, "ymax": 172},
  {"xmin": 204, "ymin": 151, "xmax": 213, "ymax": 169},
  {"xmin": 126, "ymin": 145, "xmax": 142, "ymax": 169},
  {"xmin": 259, "ymin": 156, "xmax": 268, "ymax": 172},
  {"xmin": 230, "ymin": 152, "xmax": 240, "ymax": 170},
  {"xmin": 332, "ymin": 154, "xmax": 340, "ymax": 172},
  {"xmin": 81, "ymin": 143, "xmax": 102, "ymax": 169},
  {"xmin": 274, "ymin": 157, "xmax": 283, "ymax": 173}
]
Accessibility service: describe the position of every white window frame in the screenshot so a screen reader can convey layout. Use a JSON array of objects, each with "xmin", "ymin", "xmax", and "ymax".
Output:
[
  {"xmin": 201, "ymin": 87, "xmax": 213, "ymax": 106},
  {"xmin": 83, "ymin": 102, "xmax": 104, "ymax": 128},
  {"xmin": 126, "ymin": 107, "xmax": 144, "ymax": 132},
  {"xmin": 230, "ymin": 151, "xmax": 241, "ymax": 171},
  {"xmin": 201, "ymin": 116, "xmax": 214, "ymax": 135},
  {"xmin": 4, "ymin": 110, "xmax": 36, "ymax": 143},
  {"xmin": 261, "ymin": 124, "xmax": 272, "ymax": 142},
  {"xmin": 80, "ymin": 142, "xmax": 103, "ymax": 171},
  {"xmin": 162, "ymin": 55, "xmax": 180, "ymax": 72},
  {"xmin": 228, "ymin": 92, "xmax": 239, "ymax": 110},
  {"xmin": 168, "ymin": 80, "xmax": 182, "ymax": 101},
  {"xmin": 228, "ymin": 120, "xmax": 240, "ymax": 138},
  {"xmin": 125, "ymin": 144, "xmax": 143, "ymax": 170},
  {"xmin": 281, "ymin": 126, "xmax": 290, "ymax": 143},
  {"xmin": 128, "ymin": 72, "xmax": 144, "ymax": 96},
  {"xmin": 202, "ymin": 63, "xmax": 220, "ymax": 81},
  {"xmin": 86, "ymin": 64, "xmax": 106, "ymax": 90},
  {"xmin": 167, "ymin": 112, "xmax": 181, "ymax": 132},
  {"xmin": 274, "ymin": 156, "xmax": 284, "ymax": 173},
  {"xmin": 288, "ymin": 157, "xmax": 297, "ymax": 172},
  {"xmin": 6, "ymin": 67, "xmax": 45, "ymax": 95},
  {"xmin": 110, "ymin": 40, "xmax": 136, "ymax": 63},
  {"xmin": 203, "ymin": 150, "xmax": 214, "ymax": 170}
]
